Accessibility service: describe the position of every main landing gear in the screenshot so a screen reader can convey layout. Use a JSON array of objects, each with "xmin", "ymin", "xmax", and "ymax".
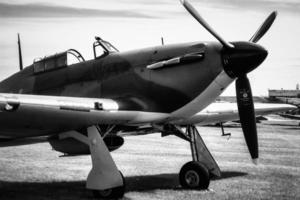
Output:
[
  {"xmin": 55, "ymin": 126, "xmax": 125, "ymax": 199},
  {"xmin": 179, "ymin": 125, "xmax": 221, "ymax": 190},
  {"xmin": 86, "ymin": 126, "xmax": 125, "ymax": 199},
  {"xmin": 92, "ymin": 171, "xmax": 125, "ymax": 199}
]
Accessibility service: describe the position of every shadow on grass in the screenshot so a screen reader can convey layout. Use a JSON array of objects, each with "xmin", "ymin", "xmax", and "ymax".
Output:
[
  {"xmin": 126, "ymin": 171, "xmax": 247, "ymax": 192},
  {"xmin": 263, "ymin": 123, "xmax": 300, "ymax": 127},
  {"xmin": 0, "ymin": 171, "xmax": 247, "ymax": 199},
  {"xmin": 283, "ymin": 126, "xmax": 300, "ymax": 130}
]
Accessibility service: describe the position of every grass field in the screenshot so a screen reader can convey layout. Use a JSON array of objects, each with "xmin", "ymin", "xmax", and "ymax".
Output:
[{"xmin": 0, "ymin": 120, "xmax": 299, "ymax": 200}]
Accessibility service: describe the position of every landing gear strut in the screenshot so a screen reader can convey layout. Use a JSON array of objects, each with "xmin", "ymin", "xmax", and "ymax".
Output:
[
  {"xmin": 92, "ymin": 171, "xmax": 125, "ymax": 199},
  {"xmin": 86, "ymin": 126, "xmax": 125, "ymax": 199},
  {"xmin": 179, "ymin": 125, "xmax": 221, "ymax": 190},
  {"xmin": 58, "ymin": 126, "xmax": 125, "ymax": 199}
]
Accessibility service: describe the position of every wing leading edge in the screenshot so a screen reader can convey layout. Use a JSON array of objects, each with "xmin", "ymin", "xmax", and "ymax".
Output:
[
  {"xmin": 0, "ymin": 93, "xmax": 296, "ymax": 138},
  {"xmin": 173, "ymin": 102, "xmax": 296, "ymax": 125},
  {"xmin": 0, "ymin": 93, "xmax": 169, "ymax": 138}
]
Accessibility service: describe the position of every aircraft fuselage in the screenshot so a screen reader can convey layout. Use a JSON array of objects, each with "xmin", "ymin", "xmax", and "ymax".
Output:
[
  {"xmin": 0, "ymin": 41, "xmax": 227, "ymax": 113},
  {"xmin": 0, "ymin": 41, "xmax": 240, "ymax": 137}
]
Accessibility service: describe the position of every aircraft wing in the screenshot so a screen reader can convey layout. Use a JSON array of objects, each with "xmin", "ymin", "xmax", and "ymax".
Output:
[
  {"xmin": 0, "ymin": 93, "xmax": 296, "ymax": 138},
  {"xmin": 174, "ymin": 102, "xmax": 296, "ymax": 125},
  {"xmin": 0, "ymin": 93, "xmax": 169, "ymax": 137}
]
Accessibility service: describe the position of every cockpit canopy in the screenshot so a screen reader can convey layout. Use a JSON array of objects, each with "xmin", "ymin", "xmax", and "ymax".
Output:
[
  {"xmin": 33, "ymin": 37, "xmax": 118, "ymax": 74},
  {"xmin": 33, "ymin": 49, "xmax": 85, "ymax": 74}
]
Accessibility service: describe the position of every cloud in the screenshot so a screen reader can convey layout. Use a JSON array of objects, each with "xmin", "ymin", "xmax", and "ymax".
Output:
[
  {"xmin": 196, "ymin": 0, "xmax": 300, "ymax": 14},
  {"xmin": 0, "ymin": 3, "xmax": 154, "ymax": 18},
  {"xmin": 1, "ymin": 0, "xmax": 298, "ymax": 20}
]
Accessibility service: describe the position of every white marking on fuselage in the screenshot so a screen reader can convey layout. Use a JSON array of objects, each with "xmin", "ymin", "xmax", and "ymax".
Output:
[{"xmin": 169, "ymin": 70, "xmax": 234, "ymax": 120}]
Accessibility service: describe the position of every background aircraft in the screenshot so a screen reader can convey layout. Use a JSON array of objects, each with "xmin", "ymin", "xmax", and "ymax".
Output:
[{"xmin": 0, "ymin": 0, "xmax": 296, "ymax": 198}]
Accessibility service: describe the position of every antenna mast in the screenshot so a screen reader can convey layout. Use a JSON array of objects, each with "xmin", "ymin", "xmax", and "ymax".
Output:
[{"xmin": 17, "ymin": 33, "xmax": 23, "ymax": 70}]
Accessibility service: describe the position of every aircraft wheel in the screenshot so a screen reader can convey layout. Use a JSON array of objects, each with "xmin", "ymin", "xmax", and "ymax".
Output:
[
  {"xmin": 179, "ymin": 161, "xmax": 210, "ymax": 189},
  {"xmin": 92, "ymin": 171, "xmax": 125, "ymax": 199}
]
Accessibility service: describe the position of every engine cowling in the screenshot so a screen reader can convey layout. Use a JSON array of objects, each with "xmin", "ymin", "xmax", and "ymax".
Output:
[{"xmin": 48, "ymin": 135, "xmax": 124, "ymax": 155}]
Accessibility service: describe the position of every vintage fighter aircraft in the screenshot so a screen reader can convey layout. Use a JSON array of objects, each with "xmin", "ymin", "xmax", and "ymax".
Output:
[{"xmin": 0, "ymin": 0, "xmax": 296, "ymax": 199}]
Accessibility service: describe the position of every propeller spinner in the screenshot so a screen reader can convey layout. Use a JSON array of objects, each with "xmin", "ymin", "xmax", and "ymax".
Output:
[{"xmin": 180, "ymin": 0, "xmax": 277, "ymax": 162}]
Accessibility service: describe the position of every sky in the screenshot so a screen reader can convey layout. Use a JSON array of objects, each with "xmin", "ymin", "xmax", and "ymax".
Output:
[{"xmin": 0, "ymin": 0, "xmax": 299, "ymax": 96}]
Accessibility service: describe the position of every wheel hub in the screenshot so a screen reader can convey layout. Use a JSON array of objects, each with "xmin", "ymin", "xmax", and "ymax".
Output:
[
  {"xmin": 185, "ymin": 170, "xmax": 200, "ymax": 187},
  {"xmin": 98, "ymin": 189, "xmax": 112, "ymax": 197}
]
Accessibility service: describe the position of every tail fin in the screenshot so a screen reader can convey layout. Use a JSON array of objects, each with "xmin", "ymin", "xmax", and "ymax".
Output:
[{"xmin": 17, "ymin": 33, "xmax": 23, "ymax": 71}]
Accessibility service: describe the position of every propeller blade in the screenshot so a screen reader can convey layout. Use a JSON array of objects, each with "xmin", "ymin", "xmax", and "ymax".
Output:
[
  {"xmin": 235, "ymin": 75, "xmax": 258, "ymax": 161},
  {"xmin": 249, "ymin": 11, "xmax": 277, "ymax": 43},
  {"xmin": 180, "ymin": 0, "xmax": 234, "ymax": 49}
]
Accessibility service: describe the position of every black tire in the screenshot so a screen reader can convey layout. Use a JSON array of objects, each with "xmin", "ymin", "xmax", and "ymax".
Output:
[
  {"xmin": 92, "ymin": 171, "xmax": 125, "ymax": 199},
  {"xmin": 179, "ymin": 161, "xmax": 210, "ymax": 189}
]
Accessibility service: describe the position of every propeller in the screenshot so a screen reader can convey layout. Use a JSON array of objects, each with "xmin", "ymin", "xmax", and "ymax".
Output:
[
  {"xmin": 180, "ymin": 0, "xmax": 277, "ymax": 163},
  {"xmin": 236, "ymin": 75, "xmax": 258, "ymax": 163},
  {"xmin": 249, "ymin": 11, "xmax": 277, "ymax": 43},
  {"xmin": 180, "ymin": 0, "xmax": 234, "ymax": 49}
]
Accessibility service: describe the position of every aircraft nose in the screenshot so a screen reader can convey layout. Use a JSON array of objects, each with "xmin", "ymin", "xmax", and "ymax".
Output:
[{"xmin": 222, "ymin": 41, "xmax": 268, "ymax": 78}]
